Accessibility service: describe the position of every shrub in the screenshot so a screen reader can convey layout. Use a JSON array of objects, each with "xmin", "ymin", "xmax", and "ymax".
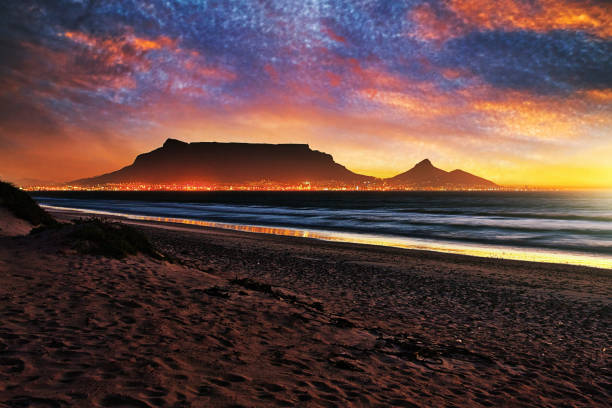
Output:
[
  {"xmin": 230, "ymin": 277, "xmax": 274, "ymax": 294},
  {"xmin": 69, "ymin": 218, "xmax": 165, "ymax": 260}
]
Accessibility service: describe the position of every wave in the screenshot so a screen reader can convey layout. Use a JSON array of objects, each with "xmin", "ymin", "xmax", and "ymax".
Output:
[{"xmin": 33, "ymin": 193, "xmax": 612, "ymax": 258}]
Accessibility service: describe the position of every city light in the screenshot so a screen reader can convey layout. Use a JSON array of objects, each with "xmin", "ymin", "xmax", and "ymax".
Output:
[{"xmin": 23, "ymin": 181, "xmax": 534, "ymax": 192}]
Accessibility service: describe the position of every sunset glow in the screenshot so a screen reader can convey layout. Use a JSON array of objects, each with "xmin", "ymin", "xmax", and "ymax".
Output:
[{"xmin": 1, "ymin": 1, "xmax": 611, "ymax": 188}]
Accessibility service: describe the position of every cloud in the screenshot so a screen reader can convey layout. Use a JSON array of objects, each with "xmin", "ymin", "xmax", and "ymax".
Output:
[
  {"xmin": 408, "ymin": 0, "xmax": 612, "ymax": 43},
  {"xmin": 440, "ymin": 30, "xmax": 612, "ymax": 93},
  {"xmin": 407, "ymin": 2, "xmax": 463, "ymax": 44},
  {"xmin": 446, "ymin": 0, "xmax": 612, "ymax": 39}
]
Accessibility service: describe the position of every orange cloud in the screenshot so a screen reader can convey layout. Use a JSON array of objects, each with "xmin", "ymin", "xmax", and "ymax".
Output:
[
  {"xmin": 264, "ymin": 64, "xmax": 279, "ymax": 81},
  {"xmin": 326, "ymin": 71, "xmax": 342, "ymax": 87},
  {"xmin": 320, "ymin": 52, "xmax": 406, "ymax": 92},
  {"xmin": 183, "ymin": 60, "xmax": 236, "ymax": 82},
  {"xmin": 18, "ymin": 40, "xmax": 137, "ymax": 91},
  {"xmin": 63, "ymin": 30, "xmax": 236, "ymax": 97},
  {"xmin": 63, "ymin": 30, "xmax": 178, "ymax": 71},
  {"xmin": 274, "ymin": 48, "xmax": 409, "ymax": 103},
  {"xmin": 473, "ymin": 98, "xmax": 576, "ymax": 140},
  {"xmin": 584, "ymin": 89, "xmax": 612, "ymax": 102},
  {"xmin": 323, "ymin": 25, "xmax": 348, "ymax": 44},
  {"xmin": 361, "ymin": 87, "xmax": 457, "ymax": 119},
  {"xmin": 64, "ymin": 31, "xmax": 176, "ymax": 52},
  {"xmin": 407, "ymin": 3, "xmax": 462, "ymax": 43},
  {"xmin": 448, "ymin": 0, "xmax": 612, "ymax": 38},
  {"xmin": 357, "ymin": 70, "xmax": 612, "ymax": 157},
  {"xmin": 470, "ymin": 88, "xmax": 612, "ymax": 142},
  {"xmin": 408, "ymin": 0, "xmax": 612, "ymax": 43}
]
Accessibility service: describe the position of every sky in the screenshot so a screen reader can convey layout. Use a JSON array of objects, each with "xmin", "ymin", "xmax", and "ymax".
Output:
[{"xmin": 1, "ymin": 0, "xmax": 611, "ymax": 187}]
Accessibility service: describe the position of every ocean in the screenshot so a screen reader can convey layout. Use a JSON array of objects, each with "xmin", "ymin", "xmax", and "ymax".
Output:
[{"xmin": 33, "ymin": 191, "xmax": 612, "ymax": 269}]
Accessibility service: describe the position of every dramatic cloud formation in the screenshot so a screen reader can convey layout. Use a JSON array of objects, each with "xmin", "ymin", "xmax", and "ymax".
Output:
[{"xmin": 1, "ymin": 0, "xmax": 611, "ymax": 187}]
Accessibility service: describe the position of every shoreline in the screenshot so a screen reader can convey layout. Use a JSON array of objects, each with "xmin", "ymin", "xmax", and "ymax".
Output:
[
  {"xmin": 45, "ymin": 205, "xmax": 612, "ymax": 270},
  {"xmin": 1, "ymin": 209, "xmax": 610, "ymax": 406}
]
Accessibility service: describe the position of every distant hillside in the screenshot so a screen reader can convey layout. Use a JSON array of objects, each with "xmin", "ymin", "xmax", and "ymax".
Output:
[
  {"xmin": 72, "ymin": 139, "xmax": 373, "ymax": 186},
  {"xmin": 387, "ymin": 159, "xmax": 497, "ymax": 189},
  {"xmin": 70, "ymin": 139, "xmax": 497, "ymax": 189}
]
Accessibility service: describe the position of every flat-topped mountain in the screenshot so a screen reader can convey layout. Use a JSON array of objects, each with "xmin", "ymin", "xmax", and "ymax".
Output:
[
  {"xmin": 72, "ymin": 139, "xmax": 373, "ymax": 186},
  {"xmin": 387, "ymin": 159, "xmax": 497, "ymax": 188},
  {"xmin": 71, "ymin": 139, "xmax": 498, "ymax": 189}
]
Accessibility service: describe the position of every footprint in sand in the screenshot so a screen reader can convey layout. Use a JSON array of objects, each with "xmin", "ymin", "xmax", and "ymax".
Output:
[
  {"xmin": 58, "ymin": 370, "xmax": 84, "ymax": 384},
  {"xmin": 225, "ymin": 373, "xmax": 248, "ymax": 383},
  {"xmin": 0, "ymin": 357, "xmax": 25, "ymax": 373},
  {"xmin": 197, "ymin": 385, "xmax": 216, "ymax": 396},
  {"xmin": 310, "ymin": 380, "xmax": 338, "ymax": 394},
  {"xmin": 3, "ymin": 396, "xmax": 66, "ymax": 408},
  {"xmin": 209, "ymin": 378, "xmax": 231, "ymax": 387},
  {"xmin": 101, "ymin": 394, "xmax": 152, "ymax": 408},
  {"xmin": 261, "ymin": 382, "xmax": 285, "ymax": 393}
]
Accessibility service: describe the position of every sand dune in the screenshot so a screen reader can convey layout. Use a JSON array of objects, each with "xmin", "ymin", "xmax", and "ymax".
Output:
[
  {"xmin": 0, "ymin": 208, "xmax": 33, "ymax": 237},
  {"xmin": 0, "ymin": 215, "xmax": 609, "ymax": 407}
]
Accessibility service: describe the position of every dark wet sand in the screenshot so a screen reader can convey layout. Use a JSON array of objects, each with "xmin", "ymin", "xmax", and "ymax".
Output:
[{"xmin": 0, "ymin": 211, "xmax": 610, "ymax": 407}]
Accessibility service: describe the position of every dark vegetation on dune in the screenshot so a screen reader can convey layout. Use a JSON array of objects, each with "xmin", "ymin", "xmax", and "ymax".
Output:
[
  {"xmin": 0, "ymin": 180, "xmax": 56, "ymax": 226},
  {"xmin": 0, "ymin": 181, "xmax": 166, "ymax": 260},
  {"xmin": 31, "ymin": 216, "xmax": 170, "ymax": 260},
  {"xmin": 230, "ymin": 277, "xmax": 275, "ymax": 294},
  {"xmin": 67, "ymin": 218, "xmax": 166, "ymax": 260}
]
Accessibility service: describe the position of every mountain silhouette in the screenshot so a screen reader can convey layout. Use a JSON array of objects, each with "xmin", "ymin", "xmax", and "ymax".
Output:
[
  {"xmin": 71, "ymin": 139, "xmax": 497, "ymax": 189},
  {"xmin": 72, "ymin": 139, "xmax": 372, "ymax": 186},
  {"xmin": 387, "ymin": 159, "xmax": 497, "ymax": 188}
]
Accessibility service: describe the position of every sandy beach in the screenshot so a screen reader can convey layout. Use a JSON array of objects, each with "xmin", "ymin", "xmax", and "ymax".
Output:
[{"xmin": 0, "ymin": 211, "xmax": 610, "ymax": 407}]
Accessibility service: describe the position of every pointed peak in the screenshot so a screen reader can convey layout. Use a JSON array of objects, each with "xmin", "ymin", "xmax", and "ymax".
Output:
[
  {"xmin": 415, "ymin": 158, "xmax": 433, "ymax": 167},
  {"xmin": 163, "ymin": 138, "xmax": 187, "ymax": 148}
]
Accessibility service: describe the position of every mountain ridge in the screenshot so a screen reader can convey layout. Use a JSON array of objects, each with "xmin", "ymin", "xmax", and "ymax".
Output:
[
  {"xmin": 388, "ymin": 159, "xmax": 497, "ymax": 188},
  {"xmin": 73, "ymin": 139, "xmax": 372, "ymax": 186},
  {"xmin": 71, "ymin": 139, "xmax": 498, "ymax": 189}
]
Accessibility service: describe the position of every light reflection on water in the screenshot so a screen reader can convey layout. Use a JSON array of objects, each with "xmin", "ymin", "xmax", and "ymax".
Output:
[{"xmin": 42, "ymin": 204, "xmax": 612, "ymax": 270}]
